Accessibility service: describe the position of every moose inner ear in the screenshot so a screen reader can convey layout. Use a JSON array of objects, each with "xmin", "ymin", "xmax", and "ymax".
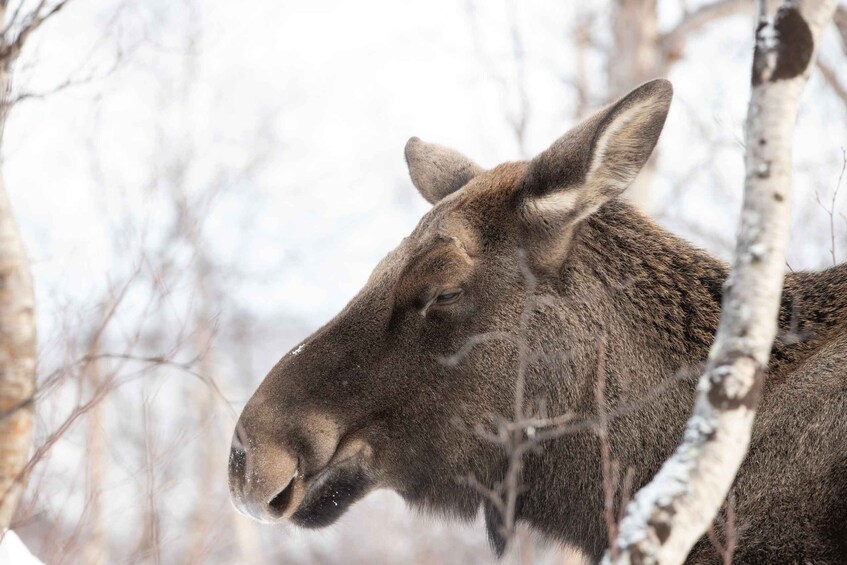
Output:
[
  {"xmin": 521, "ymin": 79, "xmax": 673, "ymax": 227},
  {"xmin": 405, "ymin": 137, "xmax": 483, "ymax": 205}
]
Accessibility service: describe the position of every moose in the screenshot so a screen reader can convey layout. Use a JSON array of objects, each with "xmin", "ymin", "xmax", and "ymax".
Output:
[{"xmin": 229, "ymin": 80, "xmax": 847, "ymax": 563}]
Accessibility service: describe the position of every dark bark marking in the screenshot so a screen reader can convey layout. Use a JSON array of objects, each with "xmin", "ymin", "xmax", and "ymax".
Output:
[
  {"xmin": 656, "ymin": 520, "xmax": 672, "ymax": 544},
  {"xmin": 752, "ymin": 7, "xmax": 814, "ymax": 85},
  {"xmin": 772, "ymin": 7, "xmax": 814, "ymax": 82},
  {"xmin": 706, "ymin": 351, "xmax": 765, "ymax": 410}
]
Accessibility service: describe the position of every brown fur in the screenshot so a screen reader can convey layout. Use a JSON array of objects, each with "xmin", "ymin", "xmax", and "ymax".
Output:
[{"xmin": 229, "ymin": 80, "xmax": 847, "ymax": 563}]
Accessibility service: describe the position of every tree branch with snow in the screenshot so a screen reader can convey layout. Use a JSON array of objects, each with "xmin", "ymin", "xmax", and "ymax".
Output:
[{"xmin": 606, "ymin": 0, "xmax": 838, "ymax": 563}]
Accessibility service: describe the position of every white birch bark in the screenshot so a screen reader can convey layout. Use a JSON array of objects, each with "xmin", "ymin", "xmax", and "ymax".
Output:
[
  {"xmin": 606, "ymin": 1, "xmax": 837, "ymax": 563},
  {"xmin": 0, "ymin": 38, "xmax": 36, "ymax": 531},
  {"xmin": 0, "ymin": 174, "xmax": 35, "ymax": 533},
  {"xmin": 0, "ymin": 0, "xmax": 74, "ymax": 533}
]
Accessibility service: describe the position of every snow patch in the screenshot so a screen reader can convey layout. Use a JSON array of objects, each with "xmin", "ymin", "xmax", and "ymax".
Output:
[{"xmin": 0, "ymin": 530, "xmax": 44, "ymax": 565}]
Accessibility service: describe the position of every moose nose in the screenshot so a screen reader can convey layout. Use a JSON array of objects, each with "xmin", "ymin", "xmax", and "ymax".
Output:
[{"xmin": 228, "ymin": 426, "xmax": 306, "ymax": 522}]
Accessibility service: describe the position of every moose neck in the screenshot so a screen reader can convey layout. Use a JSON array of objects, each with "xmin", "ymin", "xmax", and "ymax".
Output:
[
  {"xmin": 514, "ymin": 199, "xmax": 729, "ymax": 558},
  {"xmin": 513, "ymin": 198, "xmax": 847, "ymax": 557},
  {"xmin": 550, "ymin": 198, "xmax": 728, "ymax": 405}
]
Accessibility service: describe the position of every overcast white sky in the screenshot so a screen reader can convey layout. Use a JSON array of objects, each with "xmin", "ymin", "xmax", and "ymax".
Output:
[{"xmin": 7, "ymin": 0, "xmax": 846, "ymax": 331}]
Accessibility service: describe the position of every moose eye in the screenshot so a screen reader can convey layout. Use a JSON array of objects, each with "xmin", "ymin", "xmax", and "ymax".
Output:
[{"xmin": 434, "ymin": 289, "xmax": 463, "ymax": 306}]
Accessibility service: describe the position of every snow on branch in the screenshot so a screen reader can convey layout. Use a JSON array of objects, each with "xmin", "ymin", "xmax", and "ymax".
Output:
[{"xmin": 606, "ymin": 1, "xmax": 838, "ymax": 563}]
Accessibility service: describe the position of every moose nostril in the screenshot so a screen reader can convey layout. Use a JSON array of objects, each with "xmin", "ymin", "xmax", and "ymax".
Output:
[
  {"xmin": 268, "ymin": 481, "xmax": 294, "ymax": 516},
  {"xmin": 267, "ymin": 462, "xmax": 300, "ymax": 516}
]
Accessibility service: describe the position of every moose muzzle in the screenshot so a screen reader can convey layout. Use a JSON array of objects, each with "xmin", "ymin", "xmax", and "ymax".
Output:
[{"xmin": 228, "ymin": 389, "xmax": 345, "ymax": 523}]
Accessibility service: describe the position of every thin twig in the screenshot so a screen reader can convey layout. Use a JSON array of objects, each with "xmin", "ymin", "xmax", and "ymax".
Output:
[{"xmin": 815, "ymin": 147, "xmax": 846, "ymax": 266}]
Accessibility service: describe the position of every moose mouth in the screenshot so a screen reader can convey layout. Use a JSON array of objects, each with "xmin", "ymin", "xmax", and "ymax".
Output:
[
  {"xmin": 263, "ymin": 438, "xmax": 375, "ymax": 528},
  {"xmin": 289, "ymin": 459, "xmax": 374, "ymax": 527}
]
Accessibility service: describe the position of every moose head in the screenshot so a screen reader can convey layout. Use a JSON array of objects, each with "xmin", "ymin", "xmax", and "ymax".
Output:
[{"xmin": 228, "ymin": 79, "xmax": 674, "ymax": 551}]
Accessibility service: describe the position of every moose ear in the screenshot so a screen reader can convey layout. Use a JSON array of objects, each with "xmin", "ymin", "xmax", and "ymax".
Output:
[
  {"xmin": 405, "ymin": 137, "xmax": 483, "ymax": 204},
  {"xmin": 521, "ymin": 79, "xmax": 672, "ymax": 224}
]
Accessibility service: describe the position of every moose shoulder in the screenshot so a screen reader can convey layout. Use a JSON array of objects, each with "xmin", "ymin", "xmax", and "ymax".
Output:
[{"xmin": 229, "ymin": 79, "xmax": 847, "ymax": 563}]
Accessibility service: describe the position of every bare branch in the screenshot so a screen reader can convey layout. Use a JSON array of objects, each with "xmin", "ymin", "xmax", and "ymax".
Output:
[
  {"xmin": 595, "ymin": 339, "xmax": 620, "ymax": 563},
  {"xmin": 0, "ymin": 0, "xmax": 73, "ymax": 64},
  {"xmin": 815, "ymin": 57, "xmax": 847, "ymax": 106},
  {"xmin": 833, "ymin": 4, "xmax": 847, "ymax": 52},
  {"xmin": 814, "ymin": 147, "xmax": 846, "ymax": 266}
]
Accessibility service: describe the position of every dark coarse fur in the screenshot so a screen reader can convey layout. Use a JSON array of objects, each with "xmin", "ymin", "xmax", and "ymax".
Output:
[
  {"xmin": 230, "ymin": 80, "xmax": 847, "ymax": 563},
  {"xmin": 524, "ymin": 200, "xmax": 847, "ymax": 562}
]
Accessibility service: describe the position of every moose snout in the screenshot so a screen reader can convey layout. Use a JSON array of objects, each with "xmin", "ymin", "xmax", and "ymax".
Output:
[
  {"xmin": 228, "ymin": 425, "xmax": 307, "ymax": 523},
  {"xmin": 228, "ymin": 398, "xmax": 345, "ymax": 524}
]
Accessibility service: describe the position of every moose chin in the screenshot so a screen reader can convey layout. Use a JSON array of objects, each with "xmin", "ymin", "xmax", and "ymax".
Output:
[{"xmin": 228, "ymin": 79, "xmax": 847, "ymax": 563}]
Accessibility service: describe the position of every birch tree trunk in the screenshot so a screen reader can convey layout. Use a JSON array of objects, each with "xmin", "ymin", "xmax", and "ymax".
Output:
[
  {"xmin": 0, "ymin": 177, "xmax": 35, "ymax": 535},
  {"xmin": 0, "ymin": 0, "xmax": 74, "ymax": 534},
  {"xmin": 607, "ymin": 1, "xmax": 837, "ymax": 563},
  {"xmin": 608, "ymin": 0, "xmax": 660, "ymax": 207},
  {"xmin": 0, "ymin": 49, "xmax": 36, "ymax": 532},
  {"xmin": 172, "ymin": 189, "xmax": 262, "ymax": 564},
  {"xmin": 83, "ymin": 353, "xmax": 106, "ymax": 565}
]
